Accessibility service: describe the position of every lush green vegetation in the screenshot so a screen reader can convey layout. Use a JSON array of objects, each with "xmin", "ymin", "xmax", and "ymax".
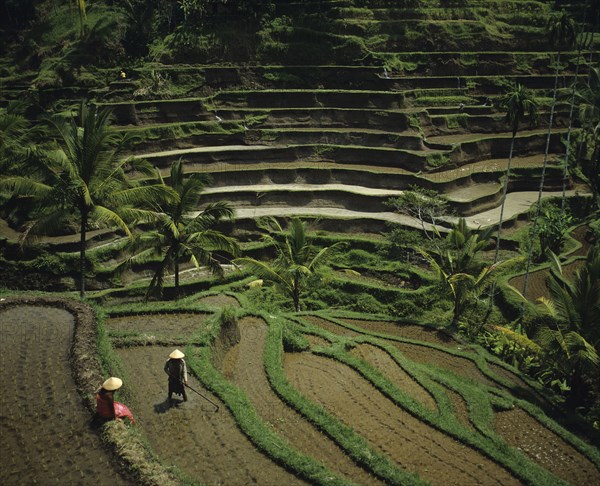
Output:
[{"xmin": 2, "ymin": 0, "xmax": 600, "ymax": 484}]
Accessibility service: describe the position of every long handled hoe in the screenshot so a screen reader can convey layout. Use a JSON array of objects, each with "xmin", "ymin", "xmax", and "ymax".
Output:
[
  {"xmin": 167, "ymin": 372, "xmax": 219, "ymax": 412},
  {"xmin": 183, "ymin": 381, "xmax": 220, "ymax": 412}
]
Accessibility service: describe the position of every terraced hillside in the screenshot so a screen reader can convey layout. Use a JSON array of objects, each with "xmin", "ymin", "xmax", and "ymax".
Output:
[
  {"xmin": 1, "ymin": 2, "xmax": 600, "ymax": 485},
  {"xmin": 82, "ymin": 0, "xmax": 598, "ymax": 235}
]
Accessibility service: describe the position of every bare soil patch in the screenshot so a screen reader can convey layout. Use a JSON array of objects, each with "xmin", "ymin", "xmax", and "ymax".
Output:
[
  {"xmin": 197, "ymin": 294, "xmax": 240, "ymax": 308},
  {"xmin": 219, "ymin": 317, "xmax": 382, "ymax": 484},
  {"xmin": 106, "ymin": 313, "xmax": 211, "ymax": 339},
  {"xmin": 494, "ymin": 408, "xmax": 600, "ymax": 485},
  {"xmin": 340, "ymin": 318, "xmax": 463, "ymax": 348},
  {"xmin": 509, "ymin": 260, "xmax": 584, "ymax": 302},
  {"xmin": 392, "ymin": 342, "xmax": 499, "ymax": 388},
  {"xmin": 284, "ymin": 353, "xmax": 520, "ymax": 486},
  {"xmin": 351, "ymin": 343, "xmax": 437, "ymax": 412},
  {"xmin": 444, "ymin": 387, "xmax": 475, "ymax": 431},
  {"xmin": 116, "ymin": 345, "xmax": 302, "ymax": 485},
  {"xmin": 304, "ymin": 315, "xmax": 361, "ymax": 337},
  {"xmin": 0, "ymin": 305, "xmax": 127, "ymax": 485},
  {"xmin": 304, "ymin": 333, "xmax": 331, "ymax": 348}
]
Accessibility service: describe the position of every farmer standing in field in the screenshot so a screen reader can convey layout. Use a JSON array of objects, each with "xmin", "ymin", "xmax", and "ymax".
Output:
[{"xmin": 165, "ymin": 349, "xmax": 188, "ymax": 403}]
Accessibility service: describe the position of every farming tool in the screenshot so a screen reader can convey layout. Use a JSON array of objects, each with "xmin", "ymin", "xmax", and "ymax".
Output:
[
  {"xmin": 167, "ymin": 372, "xmax": 220, "ymax": 412},
  {"xmin": 183, "ymin": 381, "xmax": 220, "ymax": 412}
]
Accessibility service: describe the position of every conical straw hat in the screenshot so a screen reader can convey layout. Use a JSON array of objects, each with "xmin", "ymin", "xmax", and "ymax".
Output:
[
  {"xmin": 169, "ymin": 349, "xmax": 185, "ymax": 359},
  {"xmin": 102, "ymin": 377, "xmax": 123, "ymax": 391}
]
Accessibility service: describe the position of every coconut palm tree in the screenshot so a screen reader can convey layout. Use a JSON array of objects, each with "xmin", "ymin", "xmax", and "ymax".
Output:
[
  {"xmin": 523, "ymin": 10, "xmax": 577, "ymax": 300},
  {"xmin": 419, "ymin": 218, "xmax": 503, "ymax": 328},
  {"xmin": 536, "ymin": 247, "xmax": 600, "ymax": 404},
  {"xmin": 0, "ymin": 101, "xmax": 38, "ymax": 177},
  {"xmin": 494, "ymin": 83, "xmax": 538, "ymax": 263},
  {"xmin": 127, "ymin": 159, "xmax": 239, "ymax": 299},
  {"xmin": 234, "ymin": 217, "xmax": 343, "ymax": 312},
  {"xmin": 1, "ymin": 101, "xmax": 163, "ymax": 297}
]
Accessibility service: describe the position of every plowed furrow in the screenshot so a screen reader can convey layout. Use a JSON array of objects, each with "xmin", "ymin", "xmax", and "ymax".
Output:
[
  {"xmin": 351, "ymin": 343, "xmax": 437, "ymax": 412},
  {"xmin": 285, "ymin": 353, "xmax": 520, "ymax": 486},
  {"xmin": 341, "ymin": 319, "xmax": 462, "ymax": 348},
  {"xmin": 220, "ymin": 317, "xmax": 382, "ymax": 485},
  {"xmin": 393, "ymin": 342, "xmax": 498, "ymax": 387},
  {"xmin": 117, "ymin": 346, "xmax": 303, "ymax": 485},
  {"xmin": 495, "ymin": 408, "xmax": 600, "ymax": 485},
  {"xmin": 0, "ymin": 306, "xmax": 127, "ymax": 485}
]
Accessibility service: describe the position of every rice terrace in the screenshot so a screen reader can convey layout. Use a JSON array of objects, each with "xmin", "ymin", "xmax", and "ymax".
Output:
[{"xmin": 1, "ymin": 0, "xmax": 599, "ymax": 485}]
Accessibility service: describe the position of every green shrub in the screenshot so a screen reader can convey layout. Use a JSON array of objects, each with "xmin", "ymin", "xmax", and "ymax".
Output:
[{"xmin": 350, "ymin": 293, "xmax": 387, "ymax": 314}]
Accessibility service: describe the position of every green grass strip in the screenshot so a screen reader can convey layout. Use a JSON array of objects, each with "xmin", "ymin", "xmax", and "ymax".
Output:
[
  {"xmin": 264, "ymin": 316, "xmax": 428, "ymax": 486},
  {"xmin": 316, "ymin": 340, "xmax": 567, "ymax": 486},
  {"xmin": 186, "ymin": 345, "xmax": 353, "ymax": 486}
]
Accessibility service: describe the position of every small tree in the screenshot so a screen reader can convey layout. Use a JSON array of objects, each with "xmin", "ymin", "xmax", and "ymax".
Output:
[
  {"xmin": 235, "ymin": 217, "xmax": 342, "ymax": 312},
  {"xmin": 386, "ymin": 185, "xmax": 450, "ymax": 243},
  {"xmin": 418, "ymin": 218, "xmax": 504, "ymax": 328},
  {"xmin": 495, "ymin": 83, "xmax": 538, "ymax": 263},
  {"xmin": 534, "ymin": 201, "xmax": 573, "ymax": 259}
]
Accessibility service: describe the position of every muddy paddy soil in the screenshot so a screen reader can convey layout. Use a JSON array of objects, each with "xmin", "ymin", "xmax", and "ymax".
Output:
[
  {"xmin": 8, "ymin": 303, "xmax": 593, "ymax": 485},
  {"xmin": 115, "ymin": 345, "xmax": 302, "ymax": 485},
  {"xmin": 0, "ymin": 305, "xmax": 127, "ymax": 485}
]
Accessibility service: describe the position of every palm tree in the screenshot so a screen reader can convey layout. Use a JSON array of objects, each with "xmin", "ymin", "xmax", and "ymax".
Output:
[
  {"xmin": 494, "ymin": 83, "xmax": 538, "ymax": 263},
  {"xmin": 523, "ymin": 10, "xmax": 577, "ymax": 301},
  {"xmin": 536, "ymin": 248, "xmax": 600, "ymax": 404},
  {"xmin": 0, "ymin": 101, "xmax": 34, "ymax": 176},
  {"xmin": 234, "ymin": 217, "xmax": 343, "ymax": 312},
  {"xmin": 127, "ymin": 159, "xmax": 239, "ymax": 299},
  {"xmin": 1, "ymin": 101, "xmax": 162, "ymax": 297},
  {"xmin": 419, "ymin": 218, "xmax": 503, "ymax": 328}
]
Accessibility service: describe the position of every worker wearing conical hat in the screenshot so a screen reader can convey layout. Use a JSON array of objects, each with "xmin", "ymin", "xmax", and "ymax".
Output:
[
  {"xmin": 95, "ymin": 377, "xmax": 122, "ymax": 420},
  {"xmin": 164, "ymin": 349, "xmax": 188, "ymax": 403},
  {"xmin": 94, "ymin": 377, "xmax": 136, "ymax": 425}
]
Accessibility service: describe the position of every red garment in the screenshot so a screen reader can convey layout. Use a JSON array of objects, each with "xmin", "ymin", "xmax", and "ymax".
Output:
[
  {"xmin": 96, "ymin": 392, "xmax": 115, "ymax": 419},
  {"xmin": 114, "ymin": 402, "xmax": 136, "ymax": 425},
  {"xmin": 96, "ymin": 393, "xmax": 135, "ymax": 424}
]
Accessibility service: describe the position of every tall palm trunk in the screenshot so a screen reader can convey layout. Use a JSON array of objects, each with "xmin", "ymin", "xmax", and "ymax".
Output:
[
  {"xmin": 293, "ymin": 273, "xmax": 300, "ymax": 312},
  {"xmin": 79, "ymin": 210, "xmax": 88, "ymax": 297},
  {"xmin": 523, "ymin": 50, "xmax": 562, "ymax": 301},
  {"xmin": 174, "ymin": 258, "xmax": 180, "ymax": 300},
  {"xmin": 561, "ymin": 17, "xmax": 591, "ymax": 215},
  {"xmin": 494, "ymin": 134, "xmax": 516, "ymax": 263}
]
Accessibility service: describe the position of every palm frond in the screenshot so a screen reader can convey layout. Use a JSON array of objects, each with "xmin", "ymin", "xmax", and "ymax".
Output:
[
  {"xmin": 234, "ymin": 257, "xmax": 290, "ymax": 290},
  {"xmin": 91, "ymin": 205, "xmax": 131, "ymax": 237}
]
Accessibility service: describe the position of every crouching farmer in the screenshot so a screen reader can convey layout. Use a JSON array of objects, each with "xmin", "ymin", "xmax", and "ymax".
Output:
[
  {"xmin": 165, "ymin": 349, "xmax": 188, "ymax": 403},
  {"xmin": 95, "ymin": 377, "xmax": 136, "ymax": 424}
]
